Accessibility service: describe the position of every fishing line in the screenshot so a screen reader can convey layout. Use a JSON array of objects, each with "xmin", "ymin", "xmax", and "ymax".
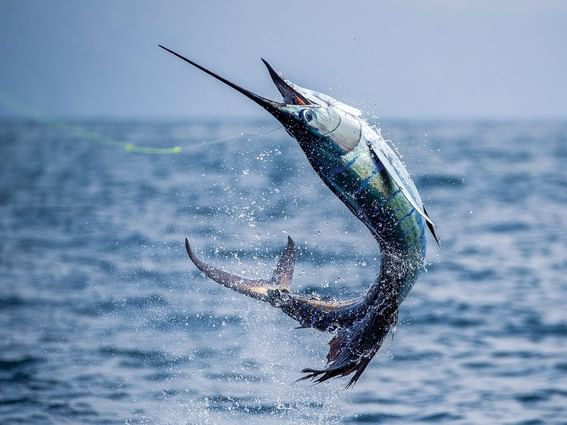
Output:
[{"xmin": 0, "ymin": 91, "xmax": 282, "ymax": 155}]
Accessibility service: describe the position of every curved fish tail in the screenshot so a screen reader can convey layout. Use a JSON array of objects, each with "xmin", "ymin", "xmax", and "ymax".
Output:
[
  {"xmin": 299, "ymin": 303, "xmax": 399, "ymax": 387},
  {"xmin": 185, "ymin": 237, "xmax": 368, "ymax": 331},
  {"xmin": 184, "ymin": 237, "xmax": 295, "ymax": 301}
]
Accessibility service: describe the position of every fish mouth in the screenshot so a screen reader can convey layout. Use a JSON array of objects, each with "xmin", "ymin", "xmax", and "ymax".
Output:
[
  {"xmin": 158, "ymin": 45, "xmax": 310, "ymax": 129},
  {"xmin": 260, "ymin": 58, "xmax": 312, "ymax": 106}
]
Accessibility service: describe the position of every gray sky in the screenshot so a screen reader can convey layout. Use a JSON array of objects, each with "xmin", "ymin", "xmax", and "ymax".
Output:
[{"xmin": 0, "ymin": 0, "xmax": 565, "ymax": 119}]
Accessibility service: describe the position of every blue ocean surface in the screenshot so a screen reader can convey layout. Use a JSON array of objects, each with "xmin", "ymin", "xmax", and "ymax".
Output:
[{"xmin": 0, "ymin": 119, "xmax": 566, "ymax": 424}]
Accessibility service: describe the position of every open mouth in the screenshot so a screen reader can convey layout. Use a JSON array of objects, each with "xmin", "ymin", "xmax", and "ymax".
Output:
[
  {"xmin": 158, "ymin": 45, "xmax": 312, "ymax": 112},
  {"xmin": 260, "ymin": 58, "xmax": 312, "ymax": 106}
]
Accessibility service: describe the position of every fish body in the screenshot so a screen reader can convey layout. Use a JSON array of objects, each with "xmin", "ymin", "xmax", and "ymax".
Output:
[
  {"xmin": 310, "ymin": 124, "xmax": 428, "ymax": 302},
  {"xmin": 160, "ymin": 45, "xmax": 437, "ymax": 386},
  {"xmin": 271, "ymin": 91, "xmax": 432, "ymax": 384}
]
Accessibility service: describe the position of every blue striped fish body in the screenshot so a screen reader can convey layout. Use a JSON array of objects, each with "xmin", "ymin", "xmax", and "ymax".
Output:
[
  {"xmin": 305, "ymin": 123, "xmax": 427, "ymax": 302},
  {"xmin": 288, "ymin": 115, "xmax": 430, "ymax": 384}
]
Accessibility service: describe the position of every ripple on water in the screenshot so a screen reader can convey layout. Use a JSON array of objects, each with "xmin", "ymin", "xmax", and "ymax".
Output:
[
  {"xmin": 346, "ymin": 412, "xmax": 406, "ymax": 423},
  {"xmin": 146, "ymin": 311, "xmax": 242, "ymax": 331},
  {"xmin": 72, "ymin": 294, "xmax": 169, "ymax": 317},
  {"xmin": 0, "ymin": 356, "xmax": 42, "ymax": 371},
  {"xmin": 1, "ymin": 120, "xmax": 566, "ymax": 424},
  {"xmin": 205, "ymin": 394, "xmax": 325, "ymax": 415},
  {"xmin": 98, "ymin": 346, "xmax": 188, "ymax": 369},
  {"xmin": 415, "ymin": 174, "xmax": 464, "ymax": 189}
]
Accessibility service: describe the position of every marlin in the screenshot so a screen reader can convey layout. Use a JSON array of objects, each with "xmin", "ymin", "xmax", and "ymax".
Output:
[{"xmin": 160, "ymin": 45, "xmax": 438, "ymax": 386}]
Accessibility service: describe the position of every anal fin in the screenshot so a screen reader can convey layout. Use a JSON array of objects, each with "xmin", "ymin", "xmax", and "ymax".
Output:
[{"xmin": 300, "ymin": 300, "xmax": 399, "ymax": 387}]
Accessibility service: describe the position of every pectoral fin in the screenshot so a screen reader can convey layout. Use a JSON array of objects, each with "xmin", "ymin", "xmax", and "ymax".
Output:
[{"xmin": 423, "ymin": 206, "xmax": 440, "ymax": 245}]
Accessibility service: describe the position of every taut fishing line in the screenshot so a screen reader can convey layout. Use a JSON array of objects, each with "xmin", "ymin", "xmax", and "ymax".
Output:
[{"xmin": 0, "ymin": 91, "xmax": 282, "ymax": 155}]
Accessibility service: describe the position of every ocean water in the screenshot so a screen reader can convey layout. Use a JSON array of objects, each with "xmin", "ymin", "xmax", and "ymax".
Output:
[{"xmin": 0, "ymin": 118, "xmax": 566, "ymax": 424}]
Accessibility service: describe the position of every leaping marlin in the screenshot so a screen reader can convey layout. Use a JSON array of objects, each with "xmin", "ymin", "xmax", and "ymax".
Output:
[{"xmin": 160, "ymin": 45, "xmax": 438, "ymax": 387}]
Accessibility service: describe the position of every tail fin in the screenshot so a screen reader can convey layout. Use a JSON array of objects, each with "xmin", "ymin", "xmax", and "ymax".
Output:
[
  {"xmin": 185, "ymin": 237, "xmax": 295, "ymax": 301},
  {"xmin": 185, "ymin": 237, "xmax": 367, "ymax": 331}
]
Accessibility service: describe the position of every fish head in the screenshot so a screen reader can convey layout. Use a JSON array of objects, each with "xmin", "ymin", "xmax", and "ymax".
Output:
[
  {"xmin": 261, "ymin": 58, "xmax": 362, "ymax": 154},
  {"xmin": 159, "ymin": 45, "xmax": 362, "ymax": 156},
  {"xmin": 269, "ymin": 103, "xmax": 362, "ymax": 155}
]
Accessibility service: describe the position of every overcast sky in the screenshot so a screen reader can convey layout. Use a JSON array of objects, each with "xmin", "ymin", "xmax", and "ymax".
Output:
[{"xmin": 0, "ymin": 0, "xmax": 565, "ymax": 119}]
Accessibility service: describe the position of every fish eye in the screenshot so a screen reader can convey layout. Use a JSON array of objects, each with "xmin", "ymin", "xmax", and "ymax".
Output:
[{"xmin": 301, "ymin": 109, "xmax": 314, "ymax": 123}]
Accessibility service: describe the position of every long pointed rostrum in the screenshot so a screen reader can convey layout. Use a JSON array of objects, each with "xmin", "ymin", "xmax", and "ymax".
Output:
[{"xmin": 159, "ymin": 45, "xmax": 283, "ymax": 115}]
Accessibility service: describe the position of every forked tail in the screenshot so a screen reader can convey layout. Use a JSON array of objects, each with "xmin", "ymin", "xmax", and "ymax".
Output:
[
  {"xmin": 185, "ymin": 237, "xmax": 295, "ymax": 301},
  {"xmin": 185, "ymin": 238, "xmax": 369, "ymax": 333}
]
